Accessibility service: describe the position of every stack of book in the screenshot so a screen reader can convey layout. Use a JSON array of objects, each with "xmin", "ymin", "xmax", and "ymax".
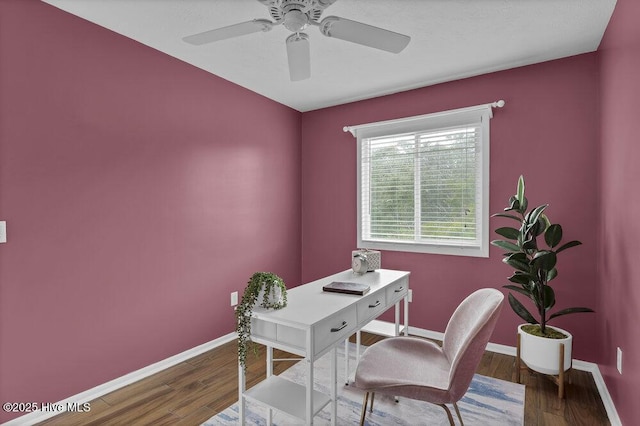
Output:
[{"xmin": 322, "ymin": 281, "xmax": 370, "ymax": 295}]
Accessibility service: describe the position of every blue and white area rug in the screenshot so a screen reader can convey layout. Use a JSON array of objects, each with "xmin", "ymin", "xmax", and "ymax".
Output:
[{"xmin": 203, "ymin": 343, "xmax": 524, "ymax": 425}]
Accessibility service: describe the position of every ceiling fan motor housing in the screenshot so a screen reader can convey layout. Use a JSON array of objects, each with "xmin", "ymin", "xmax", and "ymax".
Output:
[{"xmin": 259, "ymin": 0, "xmax": 336, "ymax": 25}]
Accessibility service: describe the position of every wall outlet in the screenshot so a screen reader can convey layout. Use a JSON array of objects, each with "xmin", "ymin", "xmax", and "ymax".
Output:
[
  {"xmin": 617, "ymin": 347, "xmax": 623, "ymax": 374},
  {"xmin": 230, "ymin": 291, "xmax": 238, "ymax": 307},
  {"xmin": 408, "ymin": 289, "xmax": 413, "ymax": 303},
  {"xmin": 0, "ymin": 221, "xmax": 6, "ymax": 243}
]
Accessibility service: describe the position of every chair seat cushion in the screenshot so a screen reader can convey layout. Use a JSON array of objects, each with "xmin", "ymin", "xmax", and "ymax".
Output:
[{"xmin": 354, "ymin": 337, "xmax": 454, "ymax": 404}]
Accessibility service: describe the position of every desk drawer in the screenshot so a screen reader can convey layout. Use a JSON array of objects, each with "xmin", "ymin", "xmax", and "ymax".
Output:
[
  {"xmin": 356, "ymin": 292, "xmax": 387, "ymax": 324},
  {"xmin": 386, "ymin": 278, "xmax": 408, "ymax": 305},
  {"xmin": 313, "ymin": 307, "xmax": 357, "ymax": 355}
]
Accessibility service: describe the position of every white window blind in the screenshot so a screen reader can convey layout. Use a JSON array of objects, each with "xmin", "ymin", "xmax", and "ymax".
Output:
[{"xmin": 346, "ymin": 101, "xmax": 503, "ymax": 257}]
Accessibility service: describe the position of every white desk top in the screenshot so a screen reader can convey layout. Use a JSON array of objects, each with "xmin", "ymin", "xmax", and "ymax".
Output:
[{"xmin": 251, "ymin": 269, "xmax": 410, "ymax": 328}]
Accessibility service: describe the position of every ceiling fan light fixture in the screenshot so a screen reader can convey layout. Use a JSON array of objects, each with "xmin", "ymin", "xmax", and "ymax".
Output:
[{"xmin": 283, "ymin": 9, "xmax": 309, "ymax": 32}]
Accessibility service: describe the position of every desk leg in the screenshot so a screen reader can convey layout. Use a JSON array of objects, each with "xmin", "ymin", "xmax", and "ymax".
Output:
[
  {"xmin": 404, "ymin": 292, "xmax": 410, "ymax": 336},
  {"xmin": 395, "ymin": 301, "xmax": 400, "ymax": 336},
  {"xmin": 266, "ymin": 346, "xmax": 273, "ymax": 426},
  {"xmin": 394, "ymin": 296, "xmax": 410, "ymax": 404},
  {"xmin": 238, "ymin": 363, "xmax": 245, "ymax": 424},
  {"xmin": 306, "ymin": 358, "xmax": 314, "ymax": 425},
  {"xmin": 330, "ymin": 347, "xmax": 337, "ymax": 426},
  {"xmin": 352, "ymin": 330, "xmax": 362, "ymax": 384},
  {"xmin": 344, "ymin": 339, "xmax": 349, "ymax": 385}
]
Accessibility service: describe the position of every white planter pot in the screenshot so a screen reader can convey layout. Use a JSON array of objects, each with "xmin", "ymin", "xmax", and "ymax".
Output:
[
  {"xmin": 257, "ymin": 284, "xmax": 284, "ymax": 307},
  {"xmin": 518, "ymin": 324, "xmax": 572, "ymax": 375}
]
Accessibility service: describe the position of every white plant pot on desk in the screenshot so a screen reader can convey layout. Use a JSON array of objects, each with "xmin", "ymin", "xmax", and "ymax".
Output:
[
  {"xmin": 518, "ymin": 324, "xmax": 572, "ymax": 375},
  {"xmin": 258, "ymin": 284, "xmax": 285, "ymax": 306}
]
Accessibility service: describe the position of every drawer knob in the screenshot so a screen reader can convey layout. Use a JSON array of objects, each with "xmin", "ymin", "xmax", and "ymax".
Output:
[
  {"xmin": 368, "ymin": 301, "xmax": 381, "ymax": 308},
  {"xmin": 330, "ymin": 321, "xmax": 348, "ymax": 332},
  {"xmin": 394, "ymin": 286, "xmax": 405, "ymax": 293}
]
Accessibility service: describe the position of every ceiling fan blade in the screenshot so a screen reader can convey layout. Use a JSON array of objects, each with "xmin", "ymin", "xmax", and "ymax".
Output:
[
  {"xmin": 319, "ymin": 16, "xmax": 410, "ymax": 53},
  {"xmin": 286, "ymin": 33, "xmax": 310, "ymax": 81},
  {"xmin": 183, "ymin": 19, "xmax": 273, "ymax": 45}
]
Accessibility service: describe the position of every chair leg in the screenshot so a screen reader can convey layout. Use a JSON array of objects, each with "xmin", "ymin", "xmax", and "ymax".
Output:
[
  {"xmin": 359, "ymin": 392, "xmax": 369, "ymax": 426},
  {"xmin": 369, "ymin": 392, "xmax": 375, "ymax": 413},
  {"xmin": 437, "ymin": 404, "xmax": 455, "ymax": 426},
  {"xmin": 453, "ymin": 402, "xmax": 464, "ymax": 426}
]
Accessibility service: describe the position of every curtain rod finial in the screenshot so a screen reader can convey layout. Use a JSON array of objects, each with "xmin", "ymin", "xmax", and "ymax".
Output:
[
  {"xmin": 493, "ymin": 100, "xmax": 505, "ymax": 108},
  {"xmin": 343, "ymin": 126, "xmax": 356, "ymax": 136}
]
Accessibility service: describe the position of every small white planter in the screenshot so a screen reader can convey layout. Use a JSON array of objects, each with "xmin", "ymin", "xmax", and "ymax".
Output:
[
  {"xmin": 257, "ymin": 283, "xmax": 285, "ymax": 307},
  {"xmin": 518, "ymin": 324, "xmax": 572, "ymax": 375}
]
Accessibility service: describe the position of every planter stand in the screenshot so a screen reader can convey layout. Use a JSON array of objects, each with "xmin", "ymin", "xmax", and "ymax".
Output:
[{"xmin": 515, "ymin": 333, "xmax": 572, "ymax": 398}]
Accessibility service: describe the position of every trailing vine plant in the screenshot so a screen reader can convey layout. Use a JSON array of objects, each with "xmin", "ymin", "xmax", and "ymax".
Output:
[{"xmin": 236, "ymin": 272, "xmax": 288, "ymax": 369}]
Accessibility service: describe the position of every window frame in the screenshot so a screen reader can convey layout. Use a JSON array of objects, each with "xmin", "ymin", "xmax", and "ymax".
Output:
[{"xmin": 347, "ymin": 103, "xmax": 497, "ymax": 258}]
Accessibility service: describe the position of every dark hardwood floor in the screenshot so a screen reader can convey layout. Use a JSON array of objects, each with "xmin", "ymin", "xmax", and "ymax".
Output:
[{"xmin": 38, "ymin": 333, "xmax": 610, "ymax": 425}]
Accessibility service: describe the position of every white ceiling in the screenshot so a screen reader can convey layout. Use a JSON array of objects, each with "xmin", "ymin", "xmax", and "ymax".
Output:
[{"xmin": 41, "ymin": 0, "xmax": 616, "ymax": 112}]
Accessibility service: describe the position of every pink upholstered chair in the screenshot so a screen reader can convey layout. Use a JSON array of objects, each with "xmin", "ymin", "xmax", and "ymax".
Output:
[{"xmin": 354, "ymin": 288, "xmax": 504, "ymax": 426}]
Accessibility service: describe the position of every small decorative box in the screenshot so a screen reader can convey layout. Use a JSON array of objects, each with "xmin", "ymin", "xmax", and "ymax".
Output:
[{"xmin": 351, "ymin": 249, "xmax": 381, "ymax": 272}]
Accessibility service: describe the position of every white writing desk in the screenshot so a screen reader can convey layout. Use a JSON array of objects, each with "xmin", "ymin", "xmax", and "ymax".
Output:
[{"xmin": 238, "ymin": 268, "xmax": 410, "ymax": 425}]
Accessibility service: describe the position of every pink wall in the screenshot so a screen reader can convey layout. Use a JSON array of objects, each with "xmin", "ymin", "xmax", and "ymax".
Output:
[
  {"xmin": 302, "ymin": 54, "xmax": 600, "ymax": 360},
  {"xmin": 2, "ymin": 0, "xmax": 634, "ymax": 423},
  {"xmin": 0, "ymin": 1, "xmax": 301, "ymax": 422},
  {"xmin": 598, "ymin": 0, "xmax": 640, "ymax": 423}
]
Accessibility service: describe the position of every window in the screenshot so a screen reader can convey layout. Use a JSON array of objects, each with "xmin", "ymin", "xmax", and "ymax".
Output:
[{"xmin": 345, "ymin": 102, "xmax": 500, "ymax": 257}]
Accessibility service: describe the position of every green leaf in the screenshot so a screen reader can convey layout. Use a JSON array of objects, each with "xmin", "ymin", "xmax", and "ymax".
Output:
[
  {"xmin": 492, "ymin": 213, "xmax": 522, "ymax": 222},
  {"xmin": 548, "ymin": 307, "xmax": 595, "ymax": 320},
  {"xmin": 545, "ymin": 224, "xmax": 563, "ymax": 248},
  {"xmin": 508, "ymin": 272, "xmax": 533, "ymax": 285},
  {"xmin": 503, "ymin": 284, "xmax": 532, "ymax": 299},
  {"xmin": 491, "ymin": 240, "xmax": 521, "ymax": 252},
  {"xmin": 533, "ymin": 250, "xmax": 557, "ymax": 270},
  {"xmin": 542, "ymin": 286, "xmax": 556, "ymax": 310},
  {"xmin": 516, "ymin": 175, "xmax": 525, "ymax": 204},
  {"xmin": 555, "ymin": 240, "xmax": 582, "ymax": 254},
  {"xmin": 519, "ymin": 196, "xmax": 528, "ymax": 214},
  {"xmin": 505, "ymin": 196, "xmax": 520, "ymax": 212},
  {"xmin": 533, "ymin": 216, "xmax": 547, "ymax": 237},
  {"xmin": 546, "ymin": 268, "xmax": 558, "ymax": 281},
  {"xmin": 541, "ymin": 213, "xmax": 551, "ymax": 230},
  {"xmin": 522, "ymin": 237, "xmax": 538, "ymax": 251},
  {"xmin": 504, "ymin": 252, "xmax": 530, "ymax": 272},
  {"xmin": 526, "ymin": 204, "xmax": 548, "ymax": 228},
  {"xmin": 507, "ymin": 293, "xmax": 538, "ymax": 324},
  {"xmin": 495, "ymin": 227, "xmax": 520, "ymax": 240}
]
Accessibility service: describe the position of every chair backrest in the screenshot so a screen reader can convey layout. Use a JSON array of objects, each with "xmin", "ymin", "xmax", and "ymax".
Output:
[{"xmin": 442, "ymin": 288, "xmax": 504, "ymax": 401}]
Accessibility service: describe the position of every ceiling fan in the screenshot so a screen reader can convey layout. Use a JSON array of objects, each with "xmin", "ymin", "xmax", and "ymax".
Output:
[{"xmin": 182, "ymin": 0, "xmax": 411, "ymax": 81}]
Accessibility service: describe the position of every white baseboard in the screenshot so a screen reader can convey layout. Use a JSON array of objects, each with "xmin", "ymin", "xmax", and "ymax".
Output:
[
  {"xmin": 4, "ymin": 323, "xmax": 622, "ymax": 426},
  {"xmin": 572, "ymin": 360, "xmax": 622, "ymax": 426},
  {"xmin": 3, "ymin": 332, "xmax": 236, "ymax": 426},
  {"xmin": 404, "ymin": 323, "xmax": 621, "ymax": 426}
]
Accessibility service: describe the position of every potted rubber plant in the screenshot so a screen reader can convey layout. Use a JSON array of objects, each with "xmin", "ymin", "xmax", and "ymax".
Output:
[
  {"xmin": 492, "ymin": 175, "xmax": 594, "ymax": 376},
  {"xmin": 235, "ymin": 272, "xmax": 287, "ymax": 369}
]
